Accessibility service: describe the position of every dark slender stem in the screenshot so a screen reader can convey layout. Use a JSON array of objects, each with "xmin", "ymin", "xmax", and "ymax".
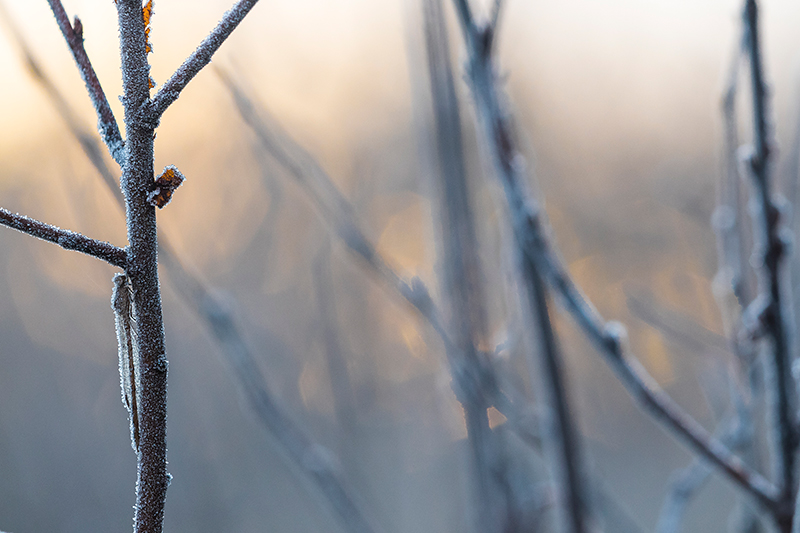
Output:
[
  {"xmin": 46, "ymin": 0, "xmax": 125, "ymax": 165},
  {"xmin": 743, "ymin": 2, "xmax": 797, "ymax": 529},
  {"xmin": 0, "ymin": 207, "xmax": 126, "ymax": 268},
  {"xmin": 521, "ymin": 256, "xmax": 589, "ymax": 533},
  {"xmin": 116, "ymin": 1, "xmax": 168, "ymax": 532},
  {"xmin": 450, "ymin": 0, "xmax": 781, "ymax": 514},
  {"xmin": 146, "ymin": 0, "xmax": 261, "ymax": 123}
]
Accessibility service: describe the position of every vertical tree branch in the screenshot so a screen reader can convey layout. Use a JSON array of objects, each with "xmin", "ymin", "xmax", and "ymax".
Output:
[
  {"xmin": 520, "ymin": 256, "xmax": 591, "ymax": 533},
  {"xmin": 422, "ymin": 1, "xmax": 518, "ymax": 530},
  {"xmin": 742, "ymin": 2, "xmax": 797, "ymax": 529},
  {"xmin": 715, "ymin": 36, "xmax": 766, "ymax": 533},
  {"xmin": 3, "ymin": 16, "xmax": 380, "ymax": 527},
  {"xmin": 449, "ymin": 0, "xmax": 781, "ymax": 516},
  {"xmin": 116, "ymin": 1, "xmax": 168, "ymax": 532}
]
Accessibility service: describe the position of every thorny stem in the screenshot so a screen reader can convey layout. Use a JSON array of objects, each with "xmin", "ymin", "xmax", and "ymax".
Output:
[
  {"xmin": 116, "ymin": 1, "xmax": 168, "ymax": 532},
  {"xmin": 450, "ymin": 0, "xmax": 781, "ymax": 516},
  {"xmin": 743, "ymin": 1, "xmax": 797, "ymax": 529},
  {"xmin": 146, "ymin": 0, "xmax": 261, "ymax": 123},
  {"xmin": 0, "ymin": 207, "xmax": 127, "ymax": 268},
  {"xmin": 46, "ymin": 0, "xmax": 125, "ymax": 166}
]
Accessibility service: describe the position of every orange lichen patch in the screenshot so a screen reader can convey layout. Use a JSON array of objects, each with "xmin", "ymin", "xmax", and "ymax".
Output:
[
  {"xmin": 143, "ymin": 0, "xmax": 154, "ymax": 53},
  {"xmin": 148, "ymin": 165, "xmax": 185, "ymax": 208}
]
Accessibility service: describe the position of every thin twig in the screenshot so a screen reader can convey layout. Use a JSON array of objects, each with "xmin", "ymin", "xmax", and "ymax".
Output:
[
  {"xmin": 146, "ymin": 0, "xmax": 261, "ymax": 123},
  {"xmin": 221, "ymin": 64, "xmax": 650, "ymax": 533},
  {"xmin": 0, "ymin": 207, "xmax": 126, "ymax": 268},
  {"xmin": 0, "ymin": 3, "xmax": 122, "ymax": 201},
  {"xmin": 715, "ymin": 33, "xmax": 765, "ymax": 533},
  {"xmin": 489, "ymin": 0, "xmax": 504, "ymax": 33},
  {"xmin": 656, "ymin": 416, "xmax": 751, "ymax": 533},
  {"xmin": 45, "ymin": 0, "xmax": 125, "ymax": 165},
  {"xmin": 423, "ymin": 0, "xmax": 515, "ymax": 530},
  {"xmin": 216, "ymin": 67, "xmax": 460, "ymax": 358},
  {"xmin": 742, "ymin": 1, "xmax": 797, "ymax": 528},
  {"xmin": 520, "ymin": 255, "xmax": 591, "ymax": 533},
  {"xmin": 626, "ymin": 289, "xmax": 732, "ymax": 355},
  {"xmin": 311, "ymin": 240, "xmax": 357, "ymax": 431},
  {"xmin": 8, "ymin": 17, "xmax": 378, "ymax": 531},
  {"xmin": 449, "ymin": 0, "xmax": 780, "ymax": 514},
  {"xmin": 195, "ymin": 286, "xmax": 380, "ymax": 533}
]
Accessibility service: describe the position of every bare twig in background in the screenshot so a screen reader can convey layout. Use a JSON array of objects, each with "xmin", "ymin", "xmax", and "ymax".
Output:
[
  {"xmin": 521, "ymin": 254, "xmax": 592, "ymax": 533},
  {"xmin": 1, "ymin": 8, "xmax": 378, "ymax": 532},
  {"xmin": 45, "ymin": 0, "xmax": 125, "ymax": 165},
  {"xmin": 741, "ymin": 2, "xmax": 797, "ymax": 529},
  {"xmin": 449, "ymin": 0, "xmax": 780, "ymax": 515},
  {"xmin": 714, "ymin": 35, "xmax": 765, "ymax": 533},
  {"xmin": 199, "ymin": 293, "xmax": 380, "ymax": 533},
  {"xmin": 656, "ymin": 416, "xmax": 751, "ymax": 533},
  {"xmin": 626, "ymin": 289, "xmax": 731, "ymax": 356},
  {"xmin": 0, "ymin": 207, "xmax": 126, "ymax": 268},
  {"xmin": 146, "ymin": 0, "xmax": 261, "ymax": 123},
  {"xmin": 216, "ymin": 66, "xmax": 466, "ymax": 375},
  {"xmin": 312, "ymin": 240, "xmax": 357, "ymax": 431},
  {"xmin": 221, "ymin": 60, "xmax": 649, "ymax": 533},
  {"xmin": 423, "ymin": 1, "xmax": 518, "ymax": 530},
  {"xmin": 438, "ymin": 1, "xmax": 591, "ymax": 530}
]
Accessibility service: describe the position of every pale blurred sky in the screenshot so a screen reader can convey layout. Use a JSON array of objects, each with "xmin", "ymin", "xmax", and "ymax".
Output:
[{"xmin": 1, "ymin": 0, "xmax": 799, "ymax": 162}]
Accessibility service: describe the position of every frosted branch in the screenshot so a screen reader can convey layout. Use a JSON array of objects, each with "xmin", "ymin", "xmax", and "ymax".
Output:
[
  {"xmin": 0, "ymin": 207, "xmax": 126, "ymax": 268},
  {"xmin": 46, "ymin": 0, "xmax": 125, "ymax": 165},
  {"xmin": 741, "ymin": 2, "xmax": 797, "ymax": 528},
  {"xmin": 450, "ymin": 0, "xmax": 781, "ymax": 514},
  {"xmin": 147, "ymin": 0, "xmax": 261, "ymax": 122},
  {"xmin": 0, "ymin": 4, "xmax": 122, "ymax": 199}
]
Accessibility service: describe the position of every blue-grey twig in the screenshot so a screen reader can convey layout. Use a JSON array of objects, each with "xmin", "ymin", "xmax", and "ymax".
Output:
[
  {"xmin": 221, "ymin": 63, "xmax": 645, "ymax": 533},
  {"xmin": 450, "ymin": 0, "xmax": 780, "ymax": 515},
  {"xmin": 656, "ymin": 416, "xmax": 752, "ymax": 533},
  {"xmin": 716, "ymin": 35, "xmax": 765, "ymax": 533},
  {"xmin": 742, "ymin": 1, "xmax": 797, "ymax": 530},
  {"xmin": 147, "ymin": 0, "xmax": 261, "ymax": 123},
  {"xmin": 423, "ymin": 1, "xmax": 518, "ymax": 530},
  {"xmin": 0, "ymin": 207, "xmax": 126, "ymax": 268},
  {"xmin": 46, "ymin": 0, "xmax": 125, "ymax": 165}
]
